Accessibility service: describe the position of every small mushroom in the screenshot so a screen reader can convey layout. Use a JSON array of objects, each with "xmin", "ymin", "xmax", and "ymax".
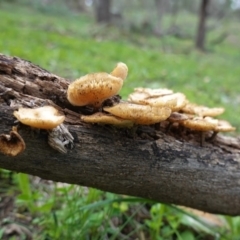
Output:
[
  {"xmin": 181, "ymin": 103, "xmax": 225, "ymax": 117},
  {"xmin": 128, "ymin": 91, "xmax": 149, "ymax": 103},
  {"xmin": 0, "ymin": 126, "xmax": 25, "ymax": 157},
  {"xmin": 133, "ymin": 87, "xmax": 173, "ymax": 97},
  {"xmin": 181, "ymin": 116, "xmax": 218, "ymax": 146},
  {"xmin": 110, "ymin": 62, "xmax": 128, "ymax": 80},
  {"xmin": 214, "ymin": 120, "xmax": 236, "ymax": 132},
  {"xmin": 207, "ymin": 119, "xmax": 236, "ymax": 141},
  {"xmin": 81, "ymin": 112, "xmax": 134, "ymax": 128},
  {"xmin": 104, "ymin": 102, "xmax": 171, "ymax": 125},
  {"xmin": 129, "ymin": 91, "xmax": 187, "ymax": 112},
  {"xmin": 67, "ymin": 62, "xmax": 128, "ymax": 108},
  {"xmin": 181, "ymin": 116, "xmax": 218, "ymax": 132},
  {"xmin": 13, "ymin": 106, "xmax": 73, "ymax": 154},
  {"xmin": 13, "ymin": 106, "xmax": 65, "ymax": 129}
]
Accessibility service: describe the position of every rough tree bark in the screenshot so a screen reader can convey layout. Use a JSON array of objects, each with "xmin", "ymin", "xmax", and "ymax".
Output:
[
  {"xmin": 195, "ymin": 0, "xmax": 210, "ymax": 50},
  {"xmin": 1, "ymin": 54, "xmax": 240, "ymax": 216}
]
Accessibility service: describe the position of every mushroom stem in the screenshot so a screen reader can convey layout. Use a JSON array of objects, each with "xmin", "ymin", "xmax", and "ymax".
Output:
[
  {"xmin": 207, "ymin": 131, "xmax": 219, "ymax": 142},
  {"xmin": 165, "ymin": 122, "xmax": 173, "ymax": 133},
  {"xmin": 126, "ymin": 125, "xmax": 138, "ymax": 139}
]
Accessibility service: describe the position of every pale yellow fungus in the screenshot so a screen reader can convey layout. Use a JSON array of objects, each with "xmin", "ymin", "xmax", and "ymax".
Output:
[
  {"xmin": 13, "ymin": 106, "xmax": 65, "ymax": 129},
  {"xmin": 81, "ymin": 112, "xmax": 134, "ymax": 128},
  {"xmin": 67, "ymin": 62, "xmax": 128, "ymax": 108},
  {"xmin": 181, "ymin": 117, "xmax": 218, "ymax": 131},
  {"xmin": 110, "ymin": 62, "xmax": 128, "ymax": 80},
  {"xmin": 133, "ymin": 87, "xmax": 173, "ymax": 97},
  {"xmin": 104, "ymin": 102, "xmax": 171, "ymax": 125},
  {"xmin": 214, "ymin": 120, "xmax": 236, "ymax": 132},
  {"xmin": 182, "ymin": 103, "xmax": 225, "ymax": 117}
]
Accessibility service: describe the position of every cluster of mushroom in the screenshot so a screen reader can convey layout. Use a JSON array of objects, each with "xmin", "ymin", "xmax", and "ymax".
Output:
[
  {"xmin": 1, "ymin": 62, "xmax": 236, "ymax": 157},
  {"xmin": 68, "ymin": 62, "xmax": 235, "ymax": 142}
]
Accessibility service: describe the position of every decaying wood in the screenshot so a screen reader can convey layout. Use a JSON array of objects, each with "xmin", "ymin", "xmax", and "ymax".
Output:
[{"xmin": 1, "ymin": 54, "xmax": 240, "ymax": 216}]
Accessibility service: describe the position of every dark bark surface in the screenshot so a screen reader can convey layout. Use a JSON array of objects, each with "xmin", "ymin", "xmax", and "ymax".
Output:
[{"xmin": 1, "ymin": 54, "xmax": 240, "ymax": 216}]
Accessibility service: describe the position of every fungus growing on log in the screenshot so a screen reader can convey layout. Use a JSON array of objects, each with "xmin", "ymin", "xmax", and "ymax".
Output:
[
  {"xmin": 0, "ymin": 126, "xmax": 25, "ymax": 157},
  {"xmin": 13, "ymin": 106, "xmax": 65, "ymax": 129},
  {"xmin": 81, "ymin": 112, "xmax": 134, "ymax": 127},
  {"xmin": 181, "ymin": 103, "xmax": 225, "ymax": 117},
  {"xmin": 13, "ymin": 106, "xmax": 73, "ymax": 154},
  {"xmin": 214, "ymin": 120, "xmax": 236, "ymax": 132},
  {"xmin": 67, "ymin": 62, "xmax": 128, "ymax": 108},
  {"xmin": 104, "ymin": 102, "xmax": 171, "ymax": 125},
  {"xmin": 133, "ymin": 87, "xmax": 173, "ymax": 97},
  {"xmin": 128, "ymin": 89, "xmax": 187, "ymax": 112},
  {"xmin": 181, "ymin": 116, "xmax": 218, "ymax": 132}
]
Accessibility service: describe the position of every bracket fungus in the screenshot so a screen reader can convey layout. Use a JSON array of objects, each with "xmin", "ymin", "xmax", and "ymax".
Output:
[
  {"xmin": 67, "ymin": 62, "xmax": 128, "ymax": 108},
  {"xmin": 13, "ymin": 106, "xmax": 65, "ymax": 129},
  {"xmin": 0, "ymin": 126, "xmax": 25, "ymax": 157},
  {"xmin": 81, "ymin": 112, "xmax": 134, "ymax": 128},
  {"xmin": 181, "ymin": 103, "xmax": 225, "ymax": 117},
  {"xmin": 128, "ymin": 89, "xmax": 187, "ymax": 112},
  {"xmin": 181, "ymin": 117, "xmax": 218, "ymax": 132},
  {"xmin": 13, "ymin": 106, "xmax": 73, "ymax": 153},
  {"xmin": 104, "ymin": 102, "xmax": 172, "ymax": 125},
  {"xmin": 132, "ymin": 87, "xmax": 173, "ymax": 97},
  {"xmin": 214, "ymin": 120, "xmax": 236, "ymax": 132}
]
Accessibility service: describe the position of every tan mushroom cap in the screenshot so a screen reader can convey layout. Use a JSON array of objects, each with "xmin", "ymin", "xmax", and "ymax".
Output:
[
  {"xmin": 128, "ymin": 91, "xmax": 149, "ymax": 103},
  {"xmin": 182, "ymin": 103, "xmax": 225, "ymax": 117},
  {"xmin": 129, "ymin": 92, "xmax": 187, "ymax": 111},
  {"xmin": 81, "ymin": 112, "xmax": 134, "ymax": 128},
  {"xmin": 67, "ymin": 63, "xmax": 128, "ymax": 108},
  {"xmin": 104, "ymin": 102, "xmax": 172, "ymax": 125},
  {"xmin": 181, "ymin": 116, "xmax": 218, "ymax": 131},
  {"xmin": 0, "ymin": 126, "xmax": 26, "ymax": 157},
  {"xmin": 133, "ymin": 87, "xmax": 173, "ymax": 97},
  {"xmin": 13, "ymin": 106, "xmax": 65, "ymax": 129},
  {"xmin": 214, "ymin": 120, "xmax": 236, "ymax": 132},
  {"xmin": 110, "ymin": 62, "xmax": 128, "ymax": 80}
]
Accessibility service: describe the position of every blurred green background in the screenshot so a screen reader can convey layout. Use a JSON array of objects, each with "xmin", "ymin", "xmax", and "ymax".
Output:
[{"xmin": 1, "ymin": 0, "xmax": 240, "ymax": 239}]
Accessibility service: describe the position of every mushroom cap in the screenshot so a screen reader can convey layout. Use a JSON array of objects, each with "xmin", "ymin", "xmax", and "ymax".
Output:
[
  {"xmin": 67, "ymin": 72, "xmax": 125, "ymax": 108},
  {"xmin": 81, "ymin": 112, "xmax": 134, "ymax": 128},
  {"xmin": 170, "ymin": 93, "xmax": 187, "ymax": 112},
  {"xmin": 128, "ymin": 92, "xmax": 187, "ymax": 111},
  {"xmin": 138, "ymin": 94, "xmax": 178, "ymax": 109},
  {"xmin": 214, "ymin": 120, "xmax": 236, "ymax": 132},
  {"xmin": 104, "ymin": 102, "xmax": 172, "ymax": 125},
  {"xmin": 128, "ymin": 91, "xmax": 149, "ymax": 103},
  {"xmin": 13, "ymin": 106, "xmax": 65, "ymax": 129},
  {"xmin": 182, "ymin": 103, "xmax": 225, "ymax": 117},
  {"xmin": 181, "ymin": 116, "xmax": 218, "ymax": 131},
  {"xmin": 110, "ymin": 62, "xmax": 128, "ymax": 80},
  {"xmin": 0, "ymin": 126, "xmax": 25, "ymax": 157},
  {"xmin": 133, "ymin": 87, "xmax": 173, "ymax": 97}
]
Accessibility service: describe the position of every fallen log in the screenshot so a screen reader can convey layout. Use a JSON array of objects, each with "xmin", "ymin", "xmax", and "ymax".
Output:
[{"xmin": 1, "ymin": 53, "xmax": 240, "ymax": 215}]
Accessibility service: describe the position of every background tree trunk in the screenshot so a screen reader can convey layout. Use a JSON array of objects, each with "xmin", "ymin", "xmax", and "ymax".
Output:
[
  {"xmin": 195, "ymin": 0, "xmax": 210, "ymax": 50},
  {"xmin": 1, "ymin": 54, "xmax": 240, "ymax": 216},
  {"xmin": 95, "ymin": 0, "xmax": 111, "ymax": 23},
  {"xmin": 154, "ymin": 0, "xmax": 165, "ymax": 36}
]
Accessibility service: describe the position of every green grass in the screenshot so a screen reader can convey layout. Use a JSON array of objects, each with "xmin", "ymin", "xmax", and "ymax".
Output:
[{"xmin": 1, "ymin": 2, "xmax": 240, "ymax": 239}]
